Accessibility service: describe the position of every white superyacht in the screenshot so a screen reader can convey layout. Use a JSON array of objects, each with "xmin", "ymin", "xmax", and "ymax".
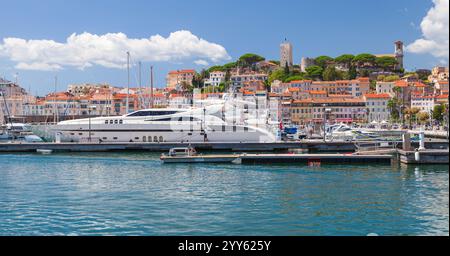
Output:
[{"xmin": 52, "ymin": 104, "xmax": 277, "ymax": 143}]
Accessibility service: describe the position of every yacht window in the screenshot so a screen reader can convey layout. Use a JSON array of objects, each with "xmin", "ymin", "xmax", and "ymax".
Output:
[
  {"xmin": 105, "ymin": 120, "xmax": 109, "ymax": 124},
  {"xmin": 70, "ymin": 133, "xmax": 75, "ymax": 136},
  {"xmin": 110, "ymin": 120, "xmax": 114, "ymax": 124},
  {"xmin": 134, "ymin": 137, "xmax": 139, "ymax": 140},
  {"xmin": 154, "ymin": 136, "xmax": 158, "ymax": 142},
  {"xmin": 148, "ymin": 136, "xmax": 152, "ymax": 142},
  {"xmin": 119, "ymin": 120, "xmax": 123, "ymax": 124},
  {"xmin": 114, "ymin": 120, "xmax": 118, "ymax": 124},
  {"xmin": 159, "ymin": 136, "xmax": 163, "ymax": 142},
  {"xmin": 113, "ymin": 137, "xmax": 118, "ymax": 140},
  {"xmin": 127, "ymin": 110, "xmax": 179, "ymax": 117},
  {"xmin": 103, "ymin": 137, "xmax": 107, "ymax": 140},
  {"xmin": 143, "ymin": 136, "xmax": 147, "ymax": 142},
  {"xmin": 79, "ymin": 133, "xmax": 83, "ymax": 135}
]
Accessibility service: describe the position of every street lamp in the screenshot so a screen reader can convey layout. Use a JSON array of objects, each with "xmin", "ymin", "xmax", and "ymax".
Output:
[
  {"xmin": 88, "ymin": 105, "xmax": 97, "ymax": 143},
  {"xmin": 323, "ymin": 104, "xmax": 332, "ymax": 142}
]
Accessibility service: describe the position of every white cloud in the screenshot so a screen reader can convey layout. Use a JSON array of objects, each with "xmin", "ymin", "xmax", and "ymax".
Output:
[
  {"xmin": 194, "ymin": 59, "xmax": 209, "ymax": 66},
  {"xmin": 0, "ymin": 30, "xmax": 231, "ymax": 71},
  {"xmin": 406, "ymin": 0, "xmax": 449, "ymax": 61}
]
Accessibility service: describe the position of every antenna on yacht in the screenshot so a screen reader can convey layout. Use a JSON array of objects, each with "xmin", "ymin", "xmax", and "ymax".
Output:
[{"xmin": 126, "ymin": 51, "xmax": 130, "ymax": 114}]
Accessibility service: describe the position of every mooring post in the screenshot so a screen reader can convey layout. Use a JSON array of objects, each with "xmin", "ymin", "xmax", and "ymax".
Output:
[
  {"xmin": 419, "ymin": 129, "xmax": 426, "ymax": 151},
  {"xmin": 402, "ymin": 133, "xmax": 411, "ymax": 151}
]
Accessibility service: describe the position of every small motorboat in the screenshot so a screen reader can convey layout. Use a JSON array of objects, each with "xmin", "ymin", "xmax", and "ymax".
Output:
[
  {"xmin": 161, "ymin": 147, "xmax": 240, "ymax": 164},
  {"xmin": 36, "ymin": 149, "xmax": 53, "ymax": 155}
]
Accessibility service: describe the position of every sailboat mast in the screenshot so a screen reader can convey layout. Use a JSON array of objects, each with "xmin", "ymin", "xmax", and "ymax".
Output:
[
  {"xmin": 54, "ymin": 76, "xmax": 58, "ymax": 123},
  {"xmin": 126, "ymin": 51, "xmax": 130, "ymax": 114},
  {"xmin": 150, "ymin": 66, "xmax": 154, "ymax": 108},
  {"xmin": 138, "ymin": 61, "xmax": 142, "ymax": 110}
]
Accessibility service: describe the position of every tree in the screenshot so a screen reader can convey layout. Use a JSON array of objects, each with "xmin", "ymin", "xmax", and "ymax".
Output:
[
  {"xmin": 334, "ymin": 54, "xmax": 355, "ymax": 68},
  {"xmin": 417, "ymin": 112, "xmax": 430, "ymax": 124},
  {"xmin": 315, "ymin": 56, "xmax": 334, "ymax": 69},
  {"xmin": 375, "ymin": 56, "xmax": 398, "ymax": 71},
  {"xmin": 359, "ymin": 69, "xmax": 370, "ymax": 77},
  {"xmin": 305, "ymin": 66, "xmax": 324, "ymax": 80},
  {"xmin": 207, "ymin": 65, "xmax": 225, "ymax": 73},
  {"xmin": 348, "ymin": 65, "xmax": 357, "ymax": 79},
  {"xmin": 223, "ymin": 62, "xmax": 238, "ymax": 70},
  {"xmin": 268, "ymin": 60, "xmax": 280, "ymax": 65},
  {"xmin": 353, "ymin": 53, "xmax": 376, "ymax": 67},
  {"xmin": 269, "ymin": 69, "xmax": 288, "ymax": 84},
  {"xmin": 322, "ymin": 66, "xmax": 338, "ymax": 81},
  {"xmin": 433, "ymin": 104, "xmax": 445, "ymax": 122},
  {"xmin": 387, "ymin": 98, "xmax": 400, "ymax": 121},
  {"xmin": 384, "ymin": 75, "xmax": 400, "ymax": 82},
  {"xmin": 285, "ymin": 75, "xmax": 305, "ymax": 83},
  {"xmin": 238, "ymin": 53, "xmax": 265, "ymax": 67},
  {"xmin": 284, "ymin": 63, "xmax": 290, "ymax": 75},
  {"xmin": 370, "ymin": 80, "xmax": 377, "ymax": 91},
  {"xmin": 377, "ymin": 75, "xmax": 386, "ymax": 81}
]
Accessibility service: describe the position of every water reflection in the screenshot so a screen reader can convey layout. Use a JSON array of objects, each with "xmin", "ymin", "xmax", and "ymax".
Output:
[{"xmin": 0, "ymin": 153, "xmax": 448, "ymax": 236}]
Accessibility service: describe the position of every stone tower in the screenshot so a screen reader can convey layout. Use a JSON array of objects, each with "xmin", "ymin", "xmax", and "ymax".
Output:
[
  {"xmin": 280, "ymin": 39, "xmax": 293, "ymax": 68},
  {"xmin": 395, "ymin": 41, "xmax": 404, "ymax": 70}
]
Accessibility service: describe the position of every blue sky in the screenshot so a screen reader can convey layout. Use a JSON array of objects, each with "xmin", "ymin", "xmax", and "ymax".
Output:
[{"xmin": 0, "ymin": 0, "xmax": 447, "ymax": 95}]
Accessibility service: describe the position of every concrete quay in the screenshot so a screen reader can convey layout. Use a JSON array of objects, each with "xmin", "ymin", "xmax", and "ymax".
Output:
[
  {"xmin": 398, "ymin": 149, "xmax": 449, "ymax": 164},
  {"xmin": 0, "ymin": 140, "xmax": 448, "ymax": 153}
]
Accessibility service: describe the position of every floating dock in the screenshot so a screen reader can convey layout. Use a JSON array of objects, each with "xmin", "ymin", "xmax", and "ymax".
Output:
[
  {"xmin": 160, "ymin": 153, "xmax": 394, "ymax": 165},
  {"xmin": 398, "ymin": 149, "xmax": 449, "ymax": 164}
]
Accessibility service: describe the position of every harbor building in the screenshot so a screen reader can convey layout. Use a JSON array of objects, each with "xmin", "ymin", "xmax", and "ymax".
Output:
[
  {"xmin": 204, "ymin": 71, "xmax": 226, "ymax": 87},
  {"xmin": 166, "ymin": 69, "xmax": 196, "ymax": 90},
  {"xmin": 411, "ymin": 95, "xmax": 437, "ymax": 114},
  {"xmin": 364, "ymin": 93, "xmax": 391, "ymax": 123},
  {"xmin": 428, "ymin": 66, "xmax": 449, "ymax": 83},
  {"xmin": 230, "ymin": 72, "xmax": 268, "ymax": 92},
  {"xmin": 280, "ymin": 40, "xmax": 293, "ymax": 68},
  {"xmin": 376, "ymin": 81, "xmax": 396, "ymax": 96},
  {"xmin": 0, "ymin": 78, "xmax": 35, "ymax": 124}
]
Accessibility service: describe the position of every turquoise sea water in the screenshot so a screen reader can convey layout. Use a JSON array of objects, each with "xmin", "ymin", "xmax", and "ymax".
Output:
[{"xmin": 0, "ymin": 152, "xmax": 448, "ymax": 236}]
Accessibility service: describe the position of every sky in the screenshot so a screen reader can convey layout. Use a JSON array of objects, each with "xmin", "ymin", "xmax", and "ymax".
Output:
[{"xmin": 0, "ymin": 0, "xmax": 448, "ymax": 96}]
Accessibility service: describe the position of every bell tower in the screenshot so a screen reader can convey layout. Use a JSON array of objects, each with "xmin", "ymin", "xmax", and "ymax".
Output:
[{"xmin": 395, "ymin": 41, "xmax": 404, "ymax": 70}]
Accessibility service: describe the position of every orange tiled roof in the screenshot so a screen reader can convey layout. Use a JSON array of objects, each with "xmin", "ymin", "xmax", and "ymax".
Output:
[
  {"xmin": 288, "ymin": 87, "xmax": 300, "ymax": 92},
  {"xmin": 395, "ymin": 80, "xmax": 409, "ymax": 87},
  {"xmin": 414, "ymin": 82, "xmax": 426, "ymax": 87},
  {"xmin": 309, "ymin": 90, "xmax": 327, "ymax": 94},
  {"xmin": 290, "ymin": 80, "xmax": 312, "ymax": 84},
  {"xmin": 364, "ymin": 93, "xmax": 391, "ymax": 99},
  {"xmin": 168, "ymin": 69, "xmax": 196, "ymax": 75}
]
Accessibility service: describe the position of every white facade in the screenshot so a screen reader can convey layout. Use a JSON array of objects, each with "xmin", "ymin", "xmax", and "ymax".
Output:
[
  {"xmin": 364, "ymin": 95, "xmax": 391, "ymax": 122},
  {"xmin": 376, "ymin": 82, "xmax": 395, "ymax": 96},
  {"xmin": 230, "ymin": 73, "xmax": 268, "ymax": 91},
  {"xmin": 411, "ymin": 96, "xmax": 435, "ymax": 114},
  {"xmin": 205, "ymin": 71, "xmax": 226, "ymax": 87}
]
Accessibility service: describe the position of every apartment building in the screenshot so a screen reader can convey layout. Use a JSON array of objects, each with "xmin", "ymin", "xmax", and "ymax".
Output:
[
  {"xmin": 364, "ymin": 93, "xmax": 391, "ymax": 122},
  {"xmin": 166, "ymin": 69, "xmax": 196, "ymax": 90}
]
